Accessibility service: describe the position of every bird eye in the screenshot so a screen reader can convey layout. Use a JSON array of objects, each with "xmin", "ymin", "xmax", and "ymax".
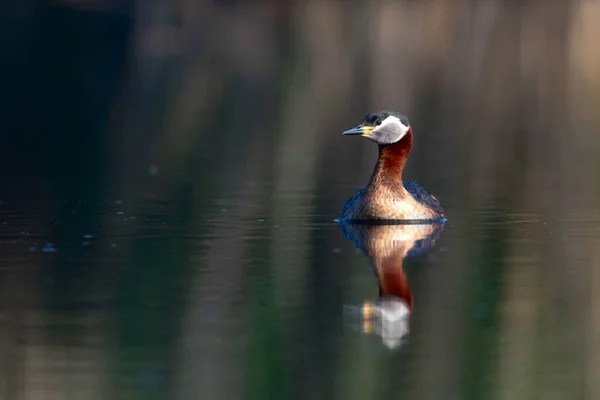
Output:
[{"xmin": 375, "ymin": 119, "xmax": 382, "ymax": 126}]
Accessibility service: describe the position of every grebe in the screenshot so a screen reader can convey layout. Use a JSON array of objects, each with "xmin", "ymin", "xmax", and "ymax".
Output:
[
  {"xmin": 339, "ymin": 222, "xmax": 445, "ymax": 348},
  {"xmin": 339, "ymin": 110, "xmax": 444, "ymax": 222}
]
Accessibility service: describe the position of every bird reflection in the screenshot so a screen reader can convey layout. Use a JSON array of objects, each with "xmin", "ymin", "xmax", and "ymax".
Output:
[{"xmin": 339, "ymin": 222, "xmax": 445, "ymax": 349}]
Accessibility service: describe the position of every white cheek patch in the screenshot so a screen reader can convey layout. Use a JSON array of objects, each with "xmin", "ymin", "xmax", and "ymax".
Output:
[{"xmin": 374, "ymin": 115, "xmax": 409, "ymax": 138}]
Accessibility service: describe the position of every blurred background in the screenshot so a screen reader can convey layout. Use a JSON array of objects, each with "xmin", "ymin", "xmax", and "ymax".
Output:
[{"xmin": 1, "ymin": 0, "xmax": 600, "ymax": 398}]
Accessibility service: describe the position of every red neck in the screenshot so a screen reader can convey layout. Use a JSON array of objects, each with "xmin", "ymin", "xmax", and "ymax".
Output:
[{"xmin": 370, "ymin": 128, "xmax": 412, "ymax": 185}]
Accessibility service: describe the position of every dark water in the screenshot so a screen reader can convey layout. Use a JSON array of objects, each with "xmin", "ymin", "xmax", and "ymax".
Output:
[
  {"xmin": 2, "ymin": 2, "xmax": 600, "ymax": 399},
  {"xmin": 1, "ymin": 162, "xmax": 596, "ymax": 399}
]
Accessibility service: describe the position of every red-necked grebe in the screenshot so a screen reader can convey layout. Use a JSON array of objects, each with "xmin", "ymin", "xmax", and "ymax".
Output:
[{"xmin": 339, "ymin": 110, "xmax": 444, "ymax": 222}]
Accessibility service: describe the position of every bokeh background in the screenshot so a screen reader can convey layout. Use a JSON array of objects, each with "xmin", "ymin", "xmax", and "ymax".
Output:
[{"xmin": 1, "ymin": 0, "xmax": 600, "ymax": 399}]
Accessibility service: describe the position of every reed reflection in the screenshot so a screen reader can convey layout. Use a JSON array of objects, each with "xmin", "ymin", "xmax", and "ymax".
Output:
[{"xmin": 340, "ymin": 222, "xmax": 445, "ymax": 349}]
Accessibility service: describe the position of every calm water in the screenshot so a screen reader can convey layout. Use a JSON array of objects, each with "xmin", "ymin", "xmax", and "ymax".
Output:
[
  {"xmin": 1, "ymin": 165, "xmax": 597, "ymax": 399},
  {"xmin": 3, "ymin": 2, "xmax": 600, "ymax": 399}
]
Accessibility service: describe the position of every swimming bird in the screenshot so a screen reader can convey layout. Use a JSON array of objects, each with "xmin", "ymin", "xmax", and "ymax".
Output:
[{"xmin": 339, "ymin": 111, "xmax": 444, "ymax": 222}]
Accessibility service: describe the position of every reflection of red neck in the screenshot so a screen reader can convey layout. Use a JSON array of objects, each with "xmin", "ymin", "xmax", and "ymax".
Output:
[
  {"xmin": 377, "ymin": 256, "xmax": 412, "ymax": 310},
  {"xmin": 371, "ymin": 128, "xmax": 413, "ymax": 185}
]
